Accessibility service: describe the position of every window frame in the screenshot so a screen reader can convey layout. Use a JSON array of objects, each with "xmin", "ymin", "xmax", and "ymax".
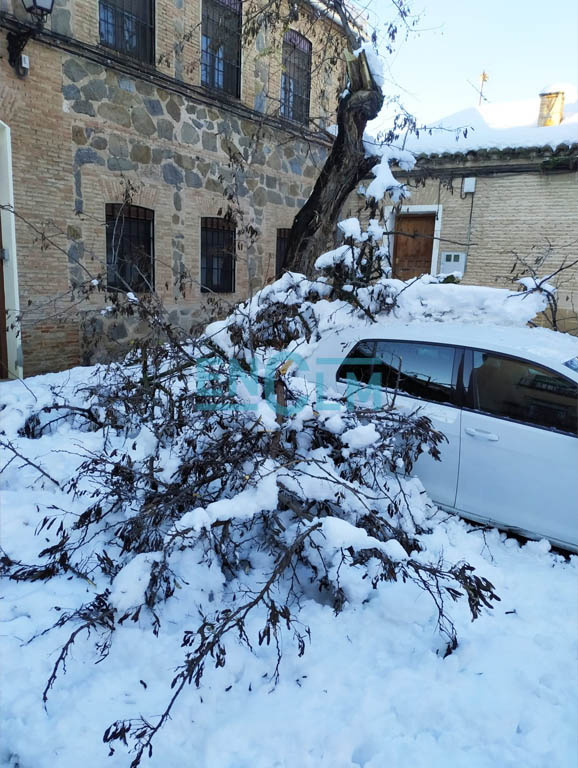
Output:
[
  {"xmin": 201, "ymin": 0, "xmax": 242, "ymax": 98},
  {"xmin": 336, "ymin": 339, "xmax": 464, "ymax": 409},
  {"xmin": 200, "ymin": 217, "xmax": 236, "ymax": 294},
  {"xmin": 105, "ymin": 203, "xmax": 155, "ymax": 293},
  {"xmin": 280, "ymin": 30, "xmax": 312, "ymax": 126},
  {"xmin": 98, "ymin": 0, "xmax": 155, "ymax": 64},
  {"xmin": 462, "ymin": 347, "xmax": 578, "ymax": 437}
]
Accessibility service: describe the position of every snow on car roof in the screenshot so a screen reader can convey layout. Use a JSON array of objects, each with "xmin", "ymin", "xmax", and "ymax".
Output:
[{"xmin": 315, "ymin": 322, "xmax": 578, "ymax": 376}]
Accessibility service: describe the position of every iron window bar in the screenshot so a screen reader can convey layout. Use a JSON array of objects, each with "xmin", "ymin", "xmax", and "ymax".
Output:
[
  {"xmin": 99, "ymin": 0, "xmax": 154, "ymax": 64},
  {"xmin": 106, "ymin": 204, "xmax": 155, "ymax": 292},
  {"xmin": 201, "ymin": 217, "xmax": 236, "ymax": 293},
  {"xmin": 201, "ymin": 0, "xmax": 242, "ymax": 98},
  {"xmin": 275, "ymin": 228, "xmax": 291, "ymax": 278},
  {"xmin": 280, "ymin": 30, "xmax": 312, "ymax": 125}
]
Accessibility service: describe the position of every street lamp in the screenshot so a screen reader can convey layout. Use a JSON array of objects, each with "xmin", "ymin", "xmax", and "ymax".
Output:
[
  {"xmin": 21, "ymin": 0, "xmax": 55, "ymax": 22},
  {"xmin": 7, "ymin": 0, "xmax": 56, "ymax": 75}
]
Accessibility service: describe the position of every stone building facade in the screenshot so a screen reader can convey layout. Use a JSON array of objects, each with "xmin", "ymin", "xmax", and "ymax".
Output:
[{"xmin": 0, "ymin": 0, "xmax": 345, "ymax": 377}]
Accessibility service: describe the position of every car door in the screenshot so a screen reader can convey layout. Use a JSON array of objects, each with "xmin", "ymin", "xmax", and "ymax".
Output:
[
  {"xmin": 456, "ymin": 349, "xmax": 578, "ymax": 549},
  {"xmin": 336, "ymin": 340, "xmax": 462, "ymax": 508}
]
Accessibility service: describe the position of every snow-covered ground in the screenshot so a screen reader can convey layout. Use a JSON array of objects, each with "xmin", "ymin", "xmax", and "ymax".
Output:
[
  {"xmin": 1, "ymin": 276, "xmax": 577, "ymax": 768},
  {"xmin": 1, "ymin": 466, "xmax": 576, "ymax": 768}
]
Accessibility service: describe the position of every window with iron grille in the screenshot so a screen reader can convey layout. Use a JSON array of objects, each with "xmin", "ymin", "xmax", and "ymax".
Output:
[
  {"xmin": 201, "ymin": 218, "xmax": 236, "ymax": 293},
  {"xmin": 280, "ymin": 30, "xmax": 312, "ymax": 125},
  {"xmin": 99, "ymin": 0, "xmax": 154, "ymax": 63},
  {"xmin": 275, "ymin": 228, "xmax": 291, "ymax": 278},
  {"xmin": 106, "ymin": 204, "xmax": 154, "ymax": 292},
  {"xmin": 201, "ymin": 0, "xmax": 242, "ymax": 97}
]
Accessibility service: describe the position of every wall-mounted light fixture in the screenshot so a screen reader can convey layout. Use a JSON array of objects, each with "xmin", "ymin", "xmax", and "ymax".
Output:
[{"xmin": 7, "ymin": 0, "xmax": 55, "ymax": 77}]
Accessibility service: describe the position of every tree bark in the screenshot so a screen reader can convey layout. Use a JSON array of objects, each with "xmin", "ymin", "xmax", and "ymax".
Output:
[{"xmin": 283, "ymin": 52, "xmax": 384, "ymax": 277}]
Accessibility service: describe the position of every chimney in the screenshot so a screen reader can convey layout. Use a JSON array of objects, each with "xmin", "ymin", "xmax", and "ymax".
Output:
[{"xmin": 538, "ymin": 87, "xmax": 565, "ymax": 127}]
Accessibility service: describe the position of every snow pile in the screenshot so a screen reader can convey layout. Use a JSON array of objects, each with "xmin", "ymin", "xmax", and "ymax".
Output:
[{"xmin": 401, "ymin": 92, "xmax": 578, "ymax": 154}]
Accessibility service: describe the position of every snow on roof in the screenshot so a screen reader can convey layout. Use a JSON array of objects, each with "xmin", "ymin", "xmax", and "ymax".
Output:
[{"xmin": 402, "ymin": 89, "xmax": 578, "ymax": 156}]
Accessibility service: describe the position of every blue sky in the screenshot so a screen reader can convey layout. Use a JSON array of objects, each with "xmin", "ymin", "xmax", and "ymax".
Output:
[{"xmin": 365, "ymin": 0, "xmax": 578, "ymax": 124}]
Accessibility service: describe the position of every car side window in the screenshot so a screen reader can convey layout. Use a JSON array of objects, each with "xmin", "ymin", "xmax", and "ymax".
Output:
[
  {"xmin": 372, "ymin": 341, "xmax": 458, "ymax": 405},
  {"xmin": 470, "ymin": 350, "xmax": 577, "ymax": 435},
  {"xmin": 336, "ymin": 341, "xmax": 377, "ymax": 386}
]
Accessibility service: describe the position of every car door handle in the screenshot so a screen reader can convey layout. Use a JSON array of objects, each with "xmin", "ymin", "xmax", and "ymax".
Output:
[{"xmin": 465, "ymin": 427, "xmax": 499, "ymax": 441}]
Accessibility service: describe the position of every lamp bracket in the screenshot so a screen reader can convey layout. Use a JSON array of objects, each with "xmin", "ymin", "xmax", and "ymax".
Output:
[{"xmin": 7, "ymin": 26, "xmax": 35, "ymax": 69}]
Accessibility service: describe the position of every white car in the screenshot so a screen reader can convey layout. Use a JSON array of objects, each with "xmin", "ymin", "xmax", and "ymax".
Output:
[{"xmin": 301, "ymin": 323, "xmax": 578, "ymax": 552}]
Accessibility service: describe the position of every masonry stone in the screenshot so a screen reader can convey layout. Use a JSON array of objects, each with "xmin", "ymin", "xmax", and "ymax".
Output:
[
  {"xmin": 72, "ymin": 100, "xmax": 96, "ymax": 116},
  {"xmin": 131, "ymin": 144, "xmax": 151, "ymax": 164},
  {"xmin": 135, "ymin": 80, "xmax": 154, "ymax": 97},
  {"xmin": 145, "ymin": 99, "xmax": 164, "ymax": 117},
  {"xmin": 98, "ymin": 102, "xmax": 131, "ymax": 127},
  {"xmin": 90, "ymin": 136, "xmax": 108, "ymax": 150},
  {"xmin": 75, "ymin": 148, "xmax": 105, "ymax": 166},
  {"xmin": 181, "ymin": 122, "xmax": 200, "ymax": 145},
  {"xmin": 204, "ymin": 178, "xmax": 222, "ymax": 193},
  {"xmin": 108, "ymin": 157, "xmax": 137, "ymax": 171},
  {"xmin": 289, "ymin": 158, "xmax": 302, "ymax": 175},
  {"xmin": 108, "ymin": 134, "xmax": 129, "ymax": 158},
  {"xmin": 252, "ymin": 187, "xmax": 266, "ymax": 207},
  {"xmin": 202, "ymin": 132, "xmax": 218, "ymax": 152},
  {"xmin": 152, "ymin": 148, "xmax": 172, "ymax": 164},
  {"xmin": 63, "ymin": 58, "xmax": 88, "ymax": 82},
  {"xmin": 81, "ymin": 79, "xmax": 108, "ymax": 101},
  {"xmin": 118, "ymin": 77, "xmax": 136, "ymax": 93},
  {"xmin": 162, "ymin": 163, "xmax": 184, "ymax": 186},
  {"xmin": 158, "ymin": 119, "xmax": 174, "ymax": 141},
  {"xmin": 109, "ymin": 87, "xmax": 136, "ymax": 107},
  {"xmin": 84, "ymin": 61, "xmax": 104, "ymax": 76},
  {"xmin": 131, "ymin": 107, "xmax": 156, "ymax": 136},
  {"xmin": 72, "ymin": 126, "xmax": 87, "ymax": 145},
  {"xmin": 63, "ymin": 84, "xmax": 81, "ymax": 100},
  {"xmin": 267, "ymin": 190, "xmax": 283, "ymax": 205},
  {"xmin": 166, "ymin": 98, "xmax": 181, "ymax": 122},
  {"xmin": 51, "ymin": 8, "xmax": 72, "ymax": 36}
]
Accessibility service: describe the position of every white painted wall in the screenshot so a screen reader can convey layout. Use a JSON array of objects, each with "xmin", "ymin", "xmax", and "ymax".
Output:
[{"xmin": 0, "ymin": 119, "xmax": 23, "ymax": 379}]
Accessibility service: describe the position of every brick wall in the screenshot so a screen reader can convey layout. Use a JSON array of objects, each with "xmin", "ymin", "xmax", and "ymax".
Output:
[{"xmin": 403, "ymin": 165, "xmax": 578, "ymax": 311}]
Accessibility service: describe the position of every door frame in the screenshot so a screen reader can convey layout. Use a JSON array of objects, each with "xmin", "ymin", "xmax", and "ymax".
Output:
[
  {"xmin": 0, "ymin": 119, "xmax": 22, "ymax": 379},
  {"xmin": 386, "ymin": 204, "xmax": 443, "ymax": 276}
]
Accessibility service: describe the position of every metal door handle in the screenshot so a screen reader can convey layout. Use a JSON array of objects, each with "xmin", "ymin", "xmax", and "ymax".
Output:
[{"xmin": 465, "ymin": 427, "xmax": 499, "ymax": 441}]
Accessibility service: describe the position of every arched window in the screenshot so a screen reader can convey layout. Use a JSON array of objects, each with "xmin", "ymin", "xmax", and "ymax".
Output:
[
  {"xmin": 201, "ymin": 0, "xmax": 242, "ymax": 97},
  {"xmin": 280, "ymin": 31, "xmax": 312, "ymax": 125}
]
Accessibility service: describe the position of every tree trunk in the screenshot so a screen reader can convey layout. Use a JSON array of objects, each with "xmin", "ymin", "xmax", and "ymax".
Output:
[{"xmin": 283, "ymin": 52, "xmax": 384, "ymax": 277}]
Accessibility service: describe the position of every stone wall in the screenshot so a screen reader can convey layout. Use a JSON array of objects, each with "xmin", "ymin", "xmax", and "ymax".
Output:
[{"xmin": 0, "ymin": 0, "xmax": 344, "ymax": 375}]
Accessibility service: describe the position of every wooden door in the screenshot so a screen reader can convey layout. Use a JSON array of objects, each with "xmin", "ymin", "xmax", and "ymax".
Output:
[
  {"xmin": 392, "ymin": 214, "xmax": 436, "ymax": 280},
  {"xmin": 0, "ymin": 217, "xmax": 8, "ymax": 379}
]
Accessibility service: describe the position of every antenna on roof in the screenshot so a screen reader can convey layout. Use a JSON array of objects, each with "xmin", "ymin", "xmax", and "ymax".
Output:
[
  {"xmin": 478, "ymin": 71, "xmax": 489, "ymax": 105},
  {"xmin": 466, "ymin": 71, "xmax": 490, "ymax": 106}
]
